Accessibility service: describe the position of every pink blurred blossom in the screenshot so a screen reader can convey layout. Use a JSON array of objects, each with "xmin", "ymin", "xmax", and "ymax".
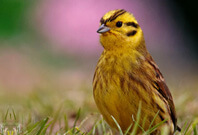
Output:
[{"xmin": 34, "ymin": 0, "xmax": 180, "ymax": 55}]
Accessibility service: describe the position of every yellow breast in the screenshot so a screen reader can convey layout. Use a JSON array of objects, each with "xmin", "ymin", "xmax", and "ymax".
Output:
[{"xmin": 93, "ymin": 50, "xmax": 173, "ymax": 133}]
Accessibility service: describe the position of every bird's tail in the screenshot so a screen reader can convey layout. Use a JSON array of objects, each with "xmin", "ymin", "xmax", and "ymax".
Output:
[{"xmin": 177, "ymin": 125, "xmax": 181, "ymax": 132}]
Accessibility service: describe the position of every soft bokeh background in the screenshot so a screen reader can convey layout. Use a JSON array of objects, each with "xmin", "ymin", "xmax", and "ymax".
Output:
[{"xmin": 0, "ymin": 0, "xmax": 197, "ymax": 133}]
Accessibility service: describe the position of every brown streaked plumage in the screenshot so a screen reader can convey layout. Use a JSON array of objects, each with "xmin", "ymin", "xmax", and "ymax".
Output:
[{"xmin": 93, "ymin": 9, "xmax": 180, "ymax": 134}]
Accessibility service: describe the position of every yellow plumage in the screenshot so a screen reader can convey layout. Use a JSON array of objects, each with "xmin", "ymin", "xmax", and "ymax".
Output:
[{"xmin": 93, "ymin": 9, "xmax": 180, "ymax": 134}]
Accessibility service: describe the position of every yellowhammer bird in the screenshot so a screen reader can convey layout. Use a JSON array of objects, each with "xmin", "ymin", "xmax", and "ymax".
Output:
[{"xmin": 93, "ymin": 9, "xmax": 180, "ymax": 134}]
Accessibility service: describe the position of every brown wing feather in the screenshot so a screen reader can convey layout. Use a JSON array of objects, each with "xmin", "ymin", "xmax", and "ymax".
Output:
[{"xmin": 146, "ymin": 55, "xmax": 180, "ymax": 132}]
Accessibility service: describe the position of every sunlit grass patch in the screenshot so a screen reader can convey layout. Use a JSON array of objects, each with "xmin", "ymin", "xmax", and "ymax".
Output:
[{"xmin": 0, "ymin": 106, "xmax": 197, "ymax": 135}]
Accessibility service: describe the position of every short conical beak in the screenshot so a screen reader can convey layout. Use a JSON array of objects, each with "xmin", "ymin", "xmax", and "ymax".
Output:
[{"xmin": 97, "ymin": 24, "xmax": 110, "ymax": 33}]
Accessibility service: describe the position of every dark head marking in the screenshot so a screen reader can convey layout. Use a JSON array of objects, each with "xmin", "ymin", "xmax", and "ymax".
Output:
[
  {"xmin": 127, "ymin": 30, "xmax": 137, "ymax": 36},
  {"xmin": 100, "ymin": 18, "xmax": 105, "ymax": 24},
  {"xmin": 100, "ymin": 9, "xmax": 126, "ymax": 25},
  {"xmin": 109, "ymin": 9, "xmax": 126, "ymax": 22},
  {"xmin": 126, "ymin": 22, "xmax": 139, "ymax": 28}
]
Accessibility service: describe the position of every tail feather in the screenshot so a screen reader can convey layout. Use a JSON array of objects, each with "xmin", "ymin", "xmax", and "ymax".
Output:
[{"xmin": 176, "ymin": 125, "xmax": 181, "ymax": 132}]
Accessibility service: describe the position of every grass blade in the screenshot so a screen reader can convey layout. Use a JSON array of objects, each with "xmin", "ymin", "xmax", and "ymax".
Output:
[
  {"xmin": 111, "ymin": 115, "xmax": 123, "ymax": 135},
  {"xmin": 181, "ymin": 121, "xmax": 188, "ymax": 133},
  {"xmin": 184, "ymin": 121, "xmax": 192, "ymax": 135},
  {"xmin": 12, "ymin": 108, "xmax": 17, "ymax": 121},
  {"xmin": 124, "ymin": 123, "xmax": 133, "ymax": 135},
  {"xmin": 64, "ymin": 114, "xmax": 69, "ymax": 132},
  {"xmin": 148, "ymin": 110, "xmax": 160, "ymax": 129},
  {"xmin": 141, "ymin": 115, "xmax": 148, "ymax": 130},
  {"xmin": 131, "ymin": 101, "xmax": 142, "ymax": 135},
  {"xmin": 36, "ymin": 117, "xmax": 49, "ymax": 135},
  {"xmin": 40, "ymin": 120, "xmax": 53, "ymax": 134},
  {"xmin": 146, "ymin": 119, "xmax": 167, "ymax": 134},
  {"xmin": 4, "ymin": 108, "xmax": 9, "ymax": 122},
  {"xmin": 49, "ymin": 104, "xmax": 63, "ymax": 134},
  {"xmin": 192, "ymin": 120, "xmax": 198, "ymax": 135},
  {"xmin": 101, "ymin": 117, "xmax": 107, "ymax": 134},
  {"xmin": 24, "ymin": 121, "xmax": 41, "ymax": 135},
  {"xmin": 72, "ymin": 108, "xmax": 81, "ymax": 134}
]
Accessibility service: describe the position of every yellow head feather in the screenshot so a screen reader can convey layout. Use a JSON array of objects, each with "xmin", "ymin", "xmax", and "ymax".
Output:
[{"xmin": 98, "ymin": 9, "xmax": 145, "ymax": 51}]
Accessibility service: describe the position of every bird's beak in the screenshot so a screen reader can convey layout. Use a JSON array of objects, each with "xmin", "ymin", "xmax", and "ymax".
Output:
[{"xmin": 97, "ymin": 24, "xmax": 110, "ymax": 33}]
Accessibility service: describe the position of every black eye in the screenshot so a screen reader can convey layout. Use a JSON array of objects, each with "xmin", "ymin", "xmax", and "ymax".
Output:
[{"xmin": 116, "ymin": 21, "xmax": 122, "ymax": 27}]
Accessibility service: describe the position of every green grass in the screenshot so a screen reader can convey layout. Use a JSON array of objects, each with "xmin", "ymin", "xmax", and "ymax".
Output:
[
  {"xmin": 0, "ymin": 96, "xmax": 197, "ymax": 135},
  {"xmin": 0, "ymin": 73, "xmax": 197, "ymax": 135},
  {"xmin": 0, "ymin": 72, "xmax": 197, "ymax": 135},
  {"xmin": 1, "ymin": 112, "xmax": 197, "ymax": 135}
]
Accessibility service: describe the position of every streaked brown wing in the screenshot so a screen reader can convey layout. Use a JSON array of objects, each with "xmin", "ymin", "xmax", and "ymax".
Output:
[{"xmin": 146, "ymin": 56, "xmax": 179, "ymax": 131}]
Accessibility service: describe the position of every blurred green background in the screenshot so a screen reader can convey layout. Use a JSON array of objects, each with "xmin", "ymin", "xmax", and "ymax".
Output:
[{"xmin": 0, "ymin": 0, "xmax": 197, "ymax": 134}]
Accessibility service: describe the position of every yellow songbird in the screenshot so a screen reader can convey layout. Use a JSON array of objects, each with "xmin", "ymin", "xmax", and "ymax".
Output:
[{"xmin": 93, "ymin": 9, "xmax": 180, "ymax": 134}]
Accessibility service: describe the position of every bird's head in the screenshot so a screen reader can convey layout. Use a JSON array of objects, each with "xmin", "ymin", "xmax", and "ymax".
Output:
[{"xmin": 97, "ymin": 9, "xmax": 145, "ymax": 51}]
